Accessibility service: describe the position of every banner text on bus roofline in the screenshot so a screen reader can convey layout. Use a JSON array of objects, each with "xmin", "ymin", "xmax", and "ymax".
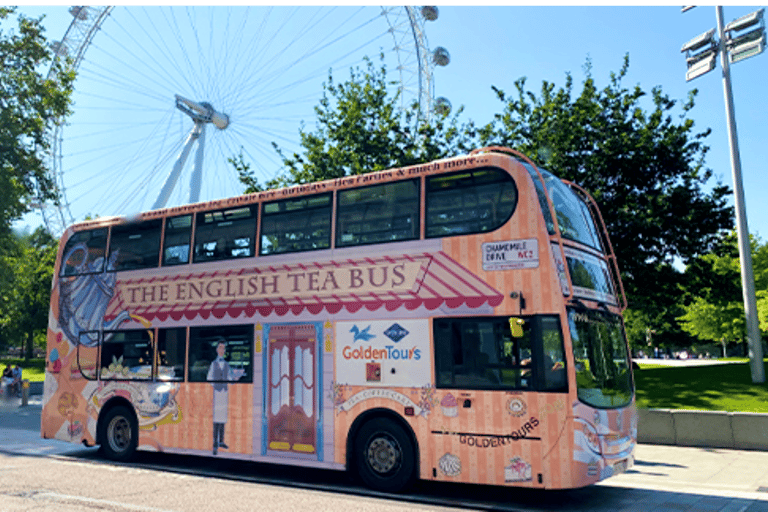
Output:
[
  {"xmin": 117, "ymin": 260, "xmax": 425, "ymax": 307},
  {"xmin": 145, "ymin": 157, "xmax": 485, "ymax": 219}
]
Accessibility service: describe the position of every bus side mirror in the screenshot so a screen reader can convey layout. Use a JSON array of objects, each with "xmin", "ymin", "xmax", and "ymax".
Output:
[{"xmin": 508, "ymin": 317, "xmax": 525, "ymax": 338}]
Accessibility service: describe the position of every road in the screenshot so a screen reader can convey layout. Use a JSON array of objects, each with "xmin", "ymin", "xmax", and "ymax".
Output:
[{"xmin": 2, "ymin": 398, "xmax": 768, "ymax": 511}]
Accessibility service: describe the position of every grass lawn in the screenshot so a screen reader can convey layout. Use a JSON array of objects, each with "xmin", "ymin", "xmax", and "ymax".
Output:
[
  {"xmin": 634, "ymin": 360, "xmax": 768, "ymax": 413},
  {"xmin": 1, "ymin": 358, "xmax": 45, "ymax": 383}
]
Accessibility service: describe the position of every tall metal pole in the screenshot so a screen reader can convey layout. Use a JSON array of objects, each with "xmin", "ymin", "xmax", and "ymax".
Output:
[{"xmin": 716, "ymin": 6, "xmax": 765, "ymax": 383}]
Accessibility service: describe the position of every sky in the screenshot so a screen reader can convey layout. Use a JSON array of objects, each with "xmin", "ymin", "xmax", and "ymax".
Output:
[{"xmin": 12, "ymin": 4, "xmax": 768, "ymax": 245}]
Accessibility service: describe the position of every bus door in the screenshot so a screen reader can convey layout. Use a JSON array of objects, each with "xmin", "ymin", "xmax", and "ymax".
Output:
[
  {"xmin": 430, "ymin": 316, "xmax": 567, "ymax": 486},
  {"xmin": 267, "ymin": 324, "xmax": 317, "ymax": 455}
]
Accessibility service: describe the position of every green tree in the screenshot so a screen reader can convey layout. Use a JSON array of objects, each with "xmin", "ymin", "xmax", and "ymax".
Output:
[
  {"xmin": 477, "ymin": 55, "xmax": 732, "ymax": 339},
  {"xmin": 0, "ymin": 7, "xmax": 74, "ymax": 236},
  {"xmin": 237, "ymin": 55, "xmax": 470, "ymax": 190},
  {"xmin": 622, "ymin": 262, "xmax": 696, "ymax": 355},
  {"xmin": 0, "ymin": 227, "xmax": 56, "ymax": 358},
  {"xmin": 678, "ymin": 231, "xmax": 768, "ymax": 355}
]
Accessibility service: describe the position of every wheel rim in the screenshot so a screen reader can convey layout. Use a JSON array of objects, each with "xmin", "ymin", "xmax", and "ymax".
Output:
[
  {"xmin": 366, "ymin": 433, "xmax": 402, "ymax": 475},
  {"xmin": 107, "ymin": 415, "xmax": 132, "ymax": 453}
]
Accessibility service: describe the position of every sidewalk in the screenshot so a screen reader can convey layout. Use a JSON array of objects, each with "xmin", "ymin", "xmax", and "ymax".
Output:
[{"xmin": 0, "ymin": 393, "xmax": 43, "ymax": 432}]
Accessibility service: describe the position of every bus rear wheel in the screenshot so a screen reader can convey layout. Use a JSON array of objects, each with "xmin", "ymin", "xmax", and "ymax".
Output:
[
  {"xmin": 99, "ymin": 405, "xmax": 138, "ymax": 462},
  {"xmin": 354, "ymin": 417, "xmax": 415, "ymax": 493}
]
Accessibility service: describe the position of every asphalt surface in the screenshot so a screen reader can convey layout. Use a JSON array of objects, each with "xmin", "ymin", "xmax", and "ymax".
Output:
[{"xmin": 3, "ymin": 395, "xmax": 768, "ymax": 511}]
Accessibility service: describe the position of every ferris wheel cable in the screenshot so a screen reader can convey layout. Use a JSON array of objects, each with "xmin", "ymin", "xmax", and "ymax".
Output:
[
  {"xmin": 119, "ymin": 9, "xmax": 379, "ymax": 119},
  {"xmin": 62, "ymin": 108, "xmax": 178, "ymax": 189},
  {"xmin": 122, "ymin": 9, "xmax": 229, "ymax": 101},
  {"xmin": 99, "ymin": 9, "xmax": 355, "ymax": 119},
  {"xmin": 61, "ymin": 116, "xmax": 175, "ymax": 165},
  {"xmin": 86, "ymin": 142, "xmax": 182, "ymax": 214},
  {"xmin": 233, "ymin": 40, "xmax": 388, "ymax": 114},
  {"xmin": 183, "ymin": 7, "xmax": 215, "ymax": 99},
  {"xmin": 95, "ymin": 28, "xmax": 201, "ymax": 103},
  {"xmin": 220, "ymin": 12, "xmax": 268, "ymax": 105},
  {"xmin": 239, "ymin": 15, "xmax": 384, "ymax": 103},
  {"xmin": 79, "ymin": 43, "xmax": 191, "ymax": 105},
  {"xmin": 229, "ymin": 11, "xmax": 380, "ymax": 104}
]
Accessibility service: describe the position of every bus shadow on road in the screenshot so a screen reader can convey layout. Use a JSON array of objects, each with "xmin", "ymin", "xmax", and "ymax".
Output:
[{"xmin": 61, "ymin": 450, "xmax": 766, "ymax": 512}]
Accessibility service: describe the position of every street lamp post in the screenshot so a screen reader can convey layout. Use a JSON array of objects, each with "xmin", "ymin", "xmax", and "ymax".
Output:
[{"xmin": 681, "ymin": 6, "xmax": 765, "ymax": 383}]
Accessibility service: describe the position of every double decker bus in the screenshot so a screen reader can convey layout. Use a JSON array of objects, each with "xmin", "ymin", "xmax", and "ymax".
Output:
[{"xmin": 42, "ymin": 147, "xmax": 635, "ymax": 492}]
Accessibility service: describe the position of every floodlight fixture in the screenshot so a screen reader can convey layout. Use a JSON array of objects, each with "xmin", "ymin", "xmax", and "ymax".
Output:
[
  {"xmin": 728, "ymin": 29, "xmax": 766, "ymax": 63},
  {"xmin": 686, "ymin": 50, "xmax": 717, "ymax": 81},
  {"xmin": 724, "ymin": 8, "xmax": 764, "ymax": 34},
  {"xmin": 681, "ymin": 28, "xmax": 716, "ymax": 53}
]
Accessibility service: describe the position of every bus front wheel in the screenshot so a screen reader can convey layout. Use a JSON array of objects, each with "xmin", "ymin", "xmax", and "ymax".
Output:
[
  {"xmin": 354, "ymin": 417, "xmax": 415, "ymax": 493},
  {"xmin": 98, "ymin": 405, "xmax": 138, "ymax": 462}
]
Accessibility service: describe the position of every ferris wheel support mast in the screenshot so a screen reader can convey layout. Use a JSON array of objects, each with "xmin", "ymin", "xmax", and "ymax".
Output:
[{"xmin": 152, "ymin": 94, "xmax": 229, "ymax": 210}]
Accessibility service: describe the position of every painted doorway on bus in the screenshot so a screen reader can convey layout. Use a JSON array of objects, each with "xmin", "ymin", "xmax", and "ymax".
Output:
[{"xmin": 265, "ymin": 323, "xmax": 320, "ymax": 457}]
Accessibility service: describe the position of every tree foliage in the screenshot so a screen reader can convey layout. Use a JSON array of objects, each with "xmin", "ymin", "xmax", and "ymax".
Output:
[
  {"xmin": 0, "ymin": 7, "xmax": 74, "ymax": 236},
  {"xmin": 0, "ymin": 227, "xmax": 56, "ymax": 358},
  {"xmin": 477, "ymin": 55, "xmax": 733, "ymax": 306},
  {"xmin": 237, "ymin": 55, "xmax": 470, "ymax": 190},
  {"xmin": 678, "ymin": 232, "xmax": 768, "ymax": 348}
]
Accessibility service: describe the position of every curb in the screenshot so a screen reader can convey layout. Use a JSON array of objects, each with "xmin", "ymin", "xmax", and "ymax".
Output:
[{"xmin": 638, "ymin": 409, "xmax": 768, "ymax": 450}]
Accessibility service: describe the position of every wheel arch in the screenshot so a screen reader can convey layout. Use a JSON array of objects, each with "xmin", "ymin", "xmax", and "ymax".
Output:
[
  {"xmin": 345, "ymin": 407, "xmax": 420, "ymax": 475},
  {"xmin": 96, "ymin": 396, "xmax": 137, "ymax": 446}
]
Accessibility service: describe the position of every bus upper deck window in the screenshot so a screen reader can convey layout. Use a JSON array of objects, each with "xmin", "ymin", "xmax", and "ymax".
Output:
[
  {"xmin": 194, "ymin": 206, "xmax": 257, "ymax": 263},
  {"xmin": 163, "ymin": 215, "xmax": 192, "ymax": 266},
  {"xmin": 260, "ymin": 193, "xmax": 332, "ymax": 255},
  {"xmin": 336, "ymin": 179, "xmax": 419, "ymax": 247},
  {"xmin": 107, "ymin": 219, "xmax": 162, "ymax": 272},
  {"xmin": 426, "ymin": 167, "xmax": 517, "ymax": 238}
]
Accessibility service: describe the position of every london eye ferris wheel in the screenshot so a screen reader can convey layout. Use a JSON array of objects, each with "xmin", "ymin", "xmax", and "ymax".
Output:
[{"xmin": 40, "ymin": 6, "xmax": 452, "ymax": 236}]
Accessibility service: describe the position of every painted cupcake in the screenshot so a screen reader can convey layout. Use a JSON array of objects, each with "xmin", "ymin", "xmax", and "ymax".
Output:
[
  {"xmin": 441, "ymin": 392, "xmax": 458, "ymax": 417},
  {"xmin": 505, "ymin": 457, "xmax": 532, "ymax": 482}
]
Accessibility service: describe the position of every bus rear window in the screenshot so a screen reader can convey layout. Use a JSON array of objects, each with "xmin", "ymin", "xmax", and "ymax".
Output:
[
  {"xmin": 426, "ymin": 167, "xmax": 517, "ymax": 238},
  {"xmin": 60, "ymin": 228, "xmax": 108, "ymax": 276}
]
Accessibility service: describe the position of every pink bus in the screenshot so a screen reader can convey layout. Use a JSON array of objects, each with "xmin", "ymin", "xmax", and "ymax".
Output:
[{"xmin": 42, "ymin": 147, "xmax": 636, "ymax": 492}]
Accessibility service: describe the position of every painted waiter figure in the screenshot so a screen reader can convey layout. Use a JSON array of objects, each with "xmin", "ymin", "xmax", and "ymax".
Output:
[{"xmin": 207, "ymin": 341, "xmax": 244, "ymax": 455}]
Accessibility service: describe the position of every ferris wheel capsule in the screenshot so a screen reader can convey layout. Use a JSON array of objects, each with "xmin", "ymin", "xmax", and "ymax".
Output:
[
  {"xmin": 434, "ymin": 97, "xmax": 452, "ymax": 117},
  {"xmin": 433, "ymin": 47, "xmax": 450, "ymax": 67},
  {"xmin": 421, "ymin": 6, "xmax": 439, "ymax": 21}
]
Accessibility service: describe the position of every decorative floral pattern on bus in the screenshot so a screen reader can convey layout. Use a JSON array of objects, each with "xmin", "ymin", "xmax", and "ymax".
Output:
[
  {"xmin": 87, "ymin": 381, "xmax": 182, "ymax": 430},
  {"xmin": 572, "ymin": 400, "xmax": 637, "ymax": 487}
]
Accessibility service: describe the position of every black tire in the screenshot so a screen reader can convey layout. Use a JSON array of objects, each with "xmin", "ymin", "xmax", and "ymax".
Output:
[
  {"xmin": 98, "ymin": 405, "xmax": 138, "ymax": 462},
  {"xmin": 354, "ymin": 417, "xmax": 416, "ymax": 493}
]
